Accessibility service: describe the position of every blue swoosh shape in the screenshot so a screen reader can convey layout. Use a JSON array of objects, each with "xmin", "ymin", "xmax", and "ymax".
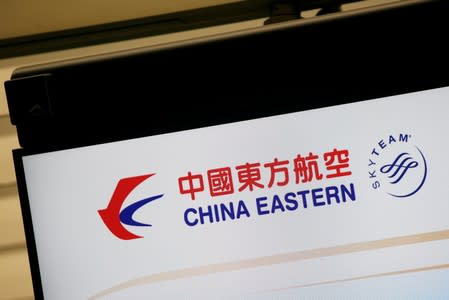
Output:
[
  {"xmin": 380, "ymin": 152, "xmax": 409, "ymax": 175},
  {"xmin": 389, "ymin": 147, "xmax": 427, "ymax": 198},
  {"xmin": 119, "ymin": 194, "xmax": 164, "ymax": 227}
]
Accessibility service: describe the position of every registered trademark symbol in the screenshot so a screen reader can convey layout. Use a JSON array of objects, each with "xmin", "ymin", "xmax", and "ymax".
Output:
[{"xmin": 408, "ymin": 134, "xmax": 412, "ymax": 138}]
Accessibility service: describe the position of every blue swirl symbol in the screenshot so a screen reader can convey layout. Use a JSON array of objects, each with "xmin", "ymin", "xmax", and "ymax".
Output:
[
  {"xmin": 380, "ymin": 147, "xmax": 427, "ymax": 198},
  {"xmin": 380, "ymin": 152, "xmax": 418, "ymax": 184}
]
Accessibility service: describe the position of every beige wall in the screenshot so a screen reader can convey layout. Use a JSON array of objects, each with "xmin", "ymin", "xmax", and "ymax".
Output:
[
  {"xmin": 0, "ymin": 0, "xmax": 242, "ymax": 39},
  {"xmin": 0, "ymin": 0, "xmax": 400, "ymax": 39}
]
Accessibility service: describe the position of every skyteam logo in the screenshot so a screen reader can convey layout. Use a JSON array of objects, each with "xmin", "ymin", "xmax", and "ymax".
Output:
[
  {"xmin": 98, "ymin": 173, "xmax": 163, "ymax": 240},
  {"xmin": 368, "ymin": 133, "xmax": 427, "ymax": 198}
]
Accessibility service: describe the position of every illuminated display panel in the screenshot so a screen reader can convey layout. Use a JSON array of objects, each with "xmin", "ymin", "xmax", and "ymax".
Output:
[
  {"xmin": 16, "ymin": 87, "xmax": 449, "ymax": 299},
  {"xmin": 8, "ymin": 2, "xmax": 448, "ymax": 298}
]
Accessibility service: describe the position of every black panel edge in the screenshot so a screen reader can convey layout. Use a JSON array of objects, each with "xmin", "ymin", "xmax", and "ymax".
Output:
[
  {"xmin": 13, "ymin": 149, "xmax": 44, "ymax": 300},
  {"xmin": 4, "ymin": 0, "xmax": 449, "ymax": 153}
]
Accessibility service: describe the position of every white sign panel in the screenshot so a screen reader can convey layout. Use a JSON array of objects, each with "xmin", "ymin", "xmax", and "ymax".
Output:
[{"xmin": 22, "ymin": 87, "xmax": 449, "ymax": 299}]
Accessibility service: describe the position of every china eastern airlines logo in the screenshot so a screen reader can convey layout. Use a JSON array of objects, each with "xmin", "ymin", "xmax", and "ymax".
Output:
[{"xmin": 98, "ymin": 173, "xmax": 163, "ymax": 240}]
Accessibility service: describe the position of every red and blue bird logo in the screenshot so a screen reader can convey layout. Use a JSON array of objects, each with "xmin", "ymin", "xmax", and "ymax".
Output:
[{"xmin": 98, "ymin": 173, "xmax": 163, "ymax": 240}]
